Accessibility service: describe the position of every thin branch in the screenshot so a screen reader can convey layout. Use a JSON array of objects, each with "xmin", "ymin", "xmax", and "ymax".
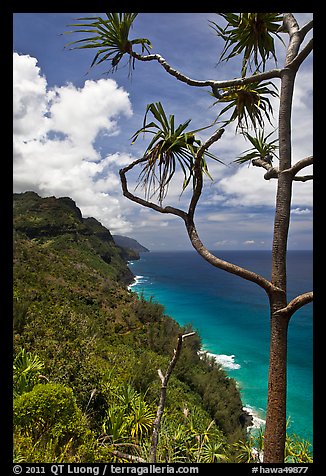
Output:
[
  {"xmin": 132, "ymin": 51, "xmax": 219, "ymax": 89},
  {"xmin": 299, "ymin": 19, "xmax": 313, "ymax": 38},
  {"xmin": 251, "ymin": 160, "xmax": 279, "ymax": 180},
  {"xmin": 292, "ymin": 174, "xmax": 313, "ymax": 182},
  {"xmin": 196, "ymin": 129, "xmax": 225, "ymax": 160},
  {"xmin": 280, "ymin": 156, "xmax": 313, "ymax": 181},
  {"xmin": 281, "ymin": 13, "xmax": 300, "ymax": 37},
  {"xmin": 131, "ymin": 51, "xmax": 282, "ymax": 95},
  {"xmin": 185, "ymin": 216, "xmax": 280, "ymax": 296},
  {"xmin": 252, "ymin": 156, "xmax": 313, "ymax": 182},
  {"xmin": 150, "ymin": 332, "xmax": 196, "ymax": 463},
  {"xmin": 286, "ymin": 38, "xmax": 313, "ymax": 72},
  {"xmin": 274, "ymin": 291, "xmax": 313, "ymax": 318},
  {"xmin": 119, "ymin": 159, "xmax": 187, "ymax": 221},
  {"xmin": 289, "ymin": 156, "xmax": 313, "ymax": 175},
  {"xmin": 188, "ymin": 128, "xmax": 225, "ymax": 218}
]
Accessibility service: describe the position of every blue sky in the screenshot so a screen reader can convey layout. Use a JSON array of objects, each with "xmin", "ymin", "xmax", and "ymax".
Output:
[{"xmin": 13, "ymin": 12, "xmax": 313, "ymax": 250}]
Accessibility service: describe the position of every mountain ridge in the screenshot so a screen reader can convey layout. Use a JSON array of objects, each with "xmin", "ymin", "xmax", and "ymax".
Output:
[{"xmin": 113, "ymin": 234, "xmax": 150, "ymax": 254}]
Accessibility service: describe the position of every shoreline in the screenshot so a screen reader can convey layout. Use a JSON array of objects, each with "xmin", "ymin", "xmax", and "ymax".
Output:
[
  {"xmin": 128, "ymin": 275, "xmax": 267, "ymax": 434},
  {"xmin": 198, "ymin": 350, "xmax": 265, "ymax": 432},
  {"xmin": 127, "ymin": 274, "xmax": 145, "ymax": 290}
]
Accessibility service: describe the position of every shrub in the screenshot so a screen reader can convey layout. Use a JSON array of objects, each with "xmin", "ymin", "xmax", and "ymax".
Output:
[{"xmin": 13, "ymin": 383, "xmax": 86, "ymax": 442}]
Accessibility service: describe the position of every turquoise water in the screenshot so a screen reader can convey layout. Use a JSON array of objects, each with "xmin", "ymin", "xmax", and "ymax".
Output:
[{"xmin": 128, "ymin": 250, "xmax": 313, "ymax": 444}]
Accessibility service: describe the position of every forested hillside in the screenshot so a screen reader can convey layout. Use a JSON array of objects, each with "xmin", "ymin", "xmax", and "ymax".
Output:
[{"xmin": 13, "ymin": 191, "xmax": 249, "ymax": 463}]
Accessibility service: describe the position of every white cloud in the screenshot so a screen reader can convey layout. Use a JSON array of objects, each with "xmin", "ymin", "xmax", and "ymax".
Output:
[
  {"xmin": 48, "ymin": 79, "xmax": 132, "ymax": 160},
  {"xmin": 211, "ymin": 163, "xmax": 313, "ymax": 210},
  {"xmin": 214, "ymin": 240, "xmax": 237, "ymax": 248},
  {"xmin": 13, "ymin": 52, "xmax": 135, "ymax": 234},
  {"xmin": 13, "ymin": 52, "xmax": 50, "ymax": 139},
  {"xmin": 291, "ymin": 207, "xmax": 311, "ymax": 215},
  {"xmin": 216, "ymin": 165, "xmax": 278, "ymax": 207}
]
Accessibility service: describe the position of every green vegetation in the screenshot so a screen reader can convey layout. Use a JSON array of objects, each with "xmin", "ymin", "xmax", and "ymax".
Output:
[{"xmin": 13, "ymin": 192, "xmax": 311, "ymax": 463}]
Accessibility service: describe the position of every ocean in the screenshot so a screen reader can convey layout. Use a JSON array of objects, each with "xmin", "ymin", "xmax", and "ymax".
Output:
[{"xmin": 128, "ymin": 250, "xmax": 313, "ymax": 444}]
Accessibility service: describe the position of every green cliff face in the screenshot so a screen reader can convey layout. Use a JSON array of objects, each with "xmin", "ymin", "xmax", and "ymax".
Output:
[
  {"xmin": 13, "ymin": 191, "xmax": 134, "ymax": 284},
  {"xmin": 13, "ymin": 192, "xmax": 247, "ymax": 463}
]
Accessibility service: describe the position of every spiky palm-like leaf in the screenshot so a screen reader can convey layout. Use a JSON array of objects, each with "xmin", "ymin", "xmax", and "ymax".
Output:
[
  {"xmin": 235, "ymin": 129, "xmax": 278, "ymax": 164},
  {"xmin": 13, "ymin": 348, "xmax": 44, "ymax": 397},
  {"xmin": 213, "ymin": 80, "xmax": 278, "ymax": 131},
  {"xmin": 129, "ymin": 398, "xmax": 155, "ymax": 441},
  {"xmin": 210, "ymin": 13, "xmax": 285, "ymax": 76},
  {"xmin": 64, "ymin": 13, "xmax": 152, "ymax": 74},
  {"xmin": 200, "ymin": 441, "xmax": 229, "ymax": 463},
  {"xmin": 102, "ymin": 405, "xmax": 128, "ymax": 442},
  {"xmin": 131, "ymin": 102, "xmax": 224, "ymax": 203}
]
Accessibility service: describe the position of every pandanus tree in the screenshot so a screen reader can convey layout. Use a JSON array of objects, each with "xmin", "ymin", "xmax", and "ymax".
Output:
[{"xmin": 66, "ymin": 12, "xmax": 313, "ymax": 463}]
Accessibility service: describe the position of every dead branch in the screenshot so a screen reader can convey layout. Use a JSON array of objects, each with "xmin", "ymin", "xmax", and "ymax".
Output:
[{"xmin": 150, "ymin": 332, "xmax": 196, "ymax": 463}]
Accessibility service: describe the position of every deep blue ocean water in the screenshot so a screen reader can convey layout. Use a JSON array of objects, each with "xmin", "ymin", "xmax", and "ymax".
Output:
[{"xmin": 128, "ymin": 250, "xmax": 313, "ymax": 444}]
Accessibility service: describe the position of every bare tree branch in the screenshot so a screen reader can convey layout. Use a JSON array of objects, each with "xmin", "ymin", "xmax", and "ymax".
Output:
[
  {"xmin": 289, "ymin": 156, "xmax": 313, "ymax": 175},
  {"xmin": 120, "ymin": 149, "xmax": 280, "ymax": 297},
  {"xmin": 274, "ymin": 291, "xmax": 313, "ymax": 318},
  {"xmin": 131, "ymin": 51, "xmax": 220, "ymax": 89},
  {"xmin": 119, "ymin": 139, "xmax": 284, "ymax": 299},
  {"xmin": 185, "ymin": 216, "xmax": 282, "ymax": 296},
  {"xmin": 150, "ymin": 332, "xmax": 196, "ymax": 463},
  {"xmin": 292, "ymin": 174, "xmax": 313, "ymax": 182},
  {"xmin": 280, "ymin": 156, "xmax": 313, "ymax": 181},
  {"xmin": 188, "ymin": 128, "xmax": 225, "ymax": 218},
  {"xmin": 252, "ymin": 158, "xmax": 277, "ymax": 180},
  {"xmin": 299, "ymin": 20, "xmax": 313, "ymax": 38},
  {"xmin": 286, "ymin": 38, "xmax": 313, "ymax": 71},
  {"xmin": 252, "ymin": 156, "xmax": 313, "ymax": 182},
  {"xmin": 119, "ymin": 159, "xmax": 187, "ymax": 221},
  {"xmin": 131, "ymin": 51, "xmax": 282, "ymax": 96}
]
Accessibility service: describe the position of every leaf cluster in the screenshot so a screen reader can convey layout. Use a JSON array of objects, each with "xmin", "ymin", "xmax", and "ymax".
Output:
[
  {"xmin": 214, "ymin": 80, "xmax": 278, "ymax": 131},
  {"xmin": 235, "ymin": 129, "xmax": 278, "ymax": 164},
  {"xmin": 210, "ymin": 13, "xmax": 285, "ymax": 76},
  {"xmin": 131, "ymin": 102, "xmax": 223, "ymax": 203},
  {"xmin": 64, "ymin": 13, "xmax": 151, "ymax": 74}
]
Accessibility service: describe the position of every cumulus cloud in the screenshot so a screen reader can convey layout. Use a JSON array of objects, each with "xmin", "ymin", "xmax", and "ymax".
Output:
[
  {"xmin": 211, "ymin": 164, "xmax": 313, "ymax": 210},
  {"xmin": 13, "ymin": 52, "xmax": 49, "ymax": 139},
  {"xmin": 13, "ymin": 52, "xmax": 134, "ymax": 233},
  {"xmin": 216, "ymin": 165, "xmax": 278, "ymax": 207}
]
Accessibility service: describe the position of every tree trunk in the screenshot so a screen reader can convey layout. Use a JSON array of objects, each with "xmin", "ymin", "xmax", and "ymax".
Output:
[
  {"xmin": 263, "ymin": 297, "xmax": 290, "ymax": 463},
  {"xmin": 263, "ymin": 66, "xmax": 296, "ymax": 463}
]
